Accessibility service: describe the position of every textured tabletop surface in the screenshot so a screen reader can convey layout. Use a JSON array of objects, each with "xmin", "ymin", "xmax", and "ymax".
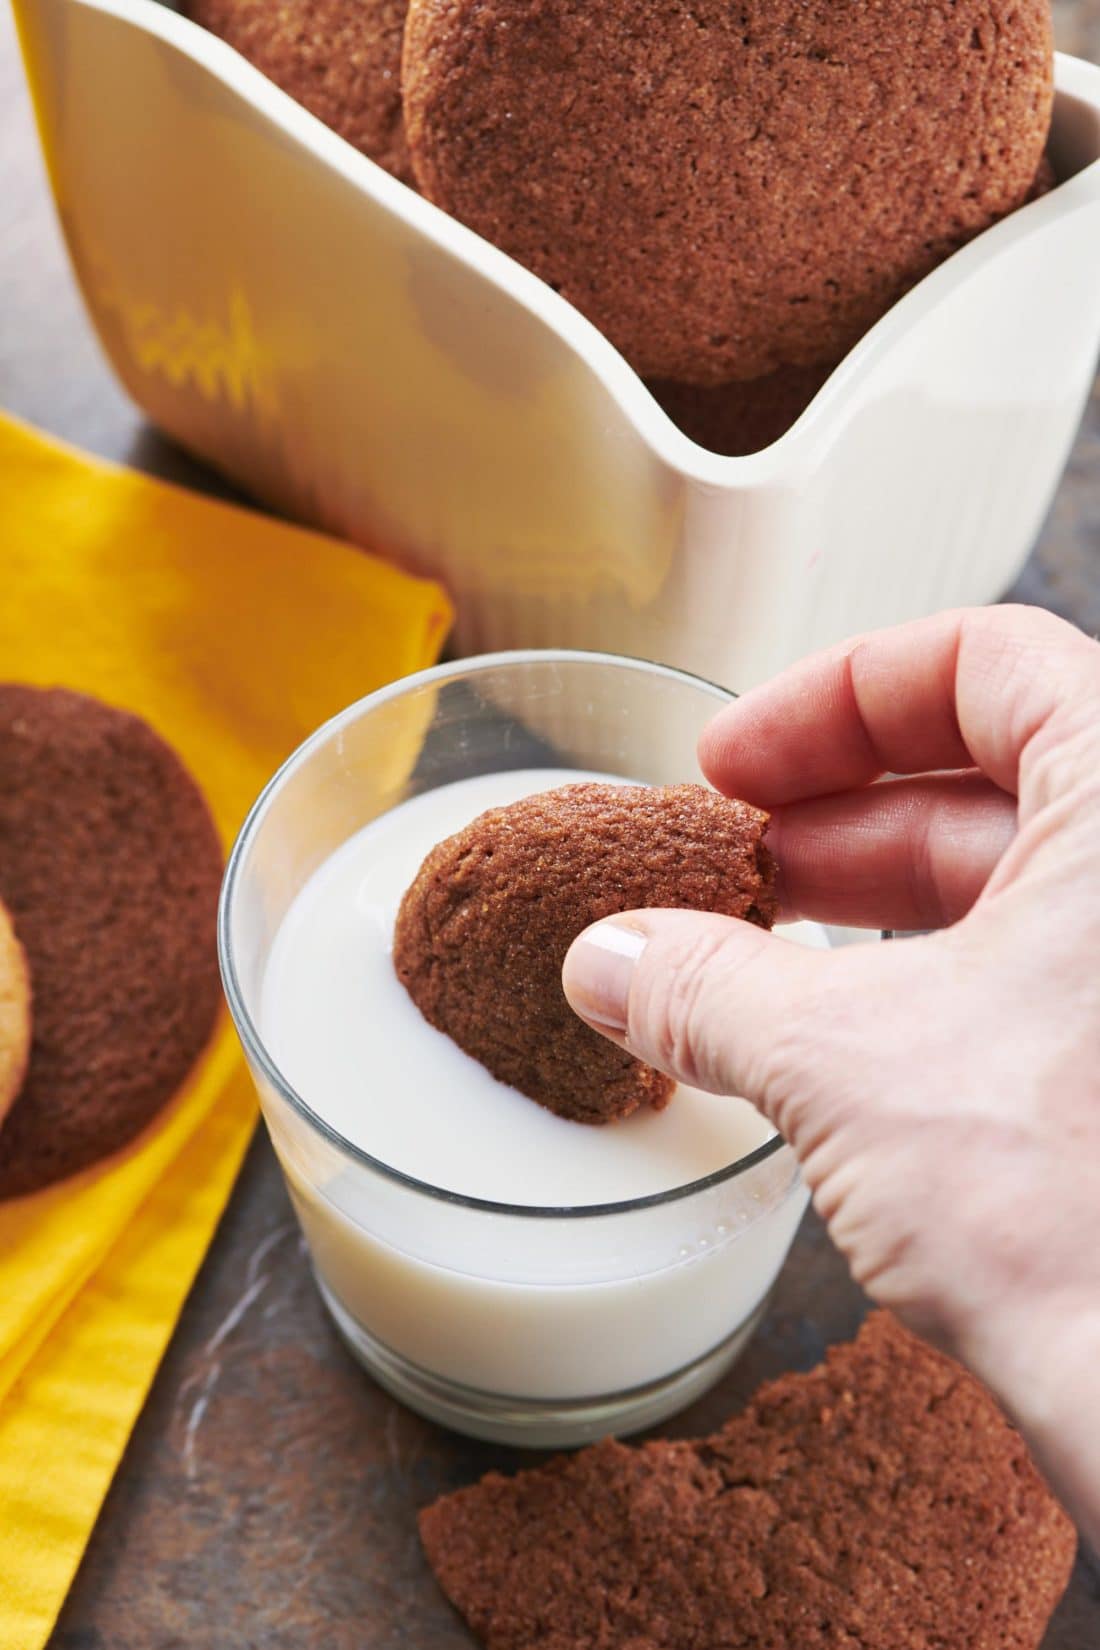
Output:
[{"xmin": 1, "ymin": 3, "xmax": 1098, "ymax": 1644}]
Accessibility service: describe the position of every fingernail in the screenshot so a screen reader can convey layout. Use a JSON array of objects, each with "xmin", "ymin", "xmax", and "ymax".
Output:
[{"xmin": 562, "ymin": 919, "xmax": 647, "ymax": 1033}]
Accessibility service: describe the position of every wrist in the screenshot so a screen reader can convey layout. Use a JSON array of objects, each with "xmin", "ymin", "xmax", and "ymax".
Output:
[{"xmin": 955, "ymin": 1295, "xmax": 1100, "ymax": 1556}]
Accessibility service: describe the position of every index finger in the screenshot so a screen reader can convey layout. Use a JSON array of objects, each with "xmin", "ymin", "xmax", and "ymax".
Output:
[{"xmin": 700, "ymin": 605, "xmax": 1100, "ymax": 805}]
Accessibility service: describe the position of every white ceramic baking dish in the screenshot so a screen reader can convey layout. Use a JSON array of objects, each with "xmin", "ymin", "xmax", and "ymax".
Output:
[{"xmin": 15, "ymin": 0, "xmax": 1100, "ymax": 686}]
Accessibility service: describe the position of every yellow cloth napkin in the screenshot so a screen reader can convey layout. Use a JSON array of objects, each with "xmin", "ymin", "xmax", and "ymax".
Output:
[{"xmin": 0, "ymin": 410, "xmax": 452, "ymax": 1650}]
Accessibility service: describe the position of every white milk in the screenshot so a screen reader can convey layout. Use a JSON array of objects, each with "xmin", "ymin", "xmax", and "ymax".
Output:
[{"xmin": 259, "ymin": 770, "xmax": 821, "ymax": 1404}]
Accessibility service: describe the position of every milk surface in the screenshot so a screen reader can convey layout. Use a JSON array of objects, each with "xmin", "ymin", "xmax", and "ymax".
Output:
[{"xmin": 262, "ymin": 768, "xmax": 819, "ymax": 1206}]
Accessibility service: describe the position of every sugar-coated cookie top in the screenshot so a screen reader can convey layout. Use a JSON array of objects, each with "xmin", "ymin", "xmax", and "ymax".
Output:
[
  {"xmin": 403, "ymin": 0, "xmax": 1053, "ymax": 384},
  {"xmin": 185, "ymin": 0, "xmax": 415, "ymax": 184}
]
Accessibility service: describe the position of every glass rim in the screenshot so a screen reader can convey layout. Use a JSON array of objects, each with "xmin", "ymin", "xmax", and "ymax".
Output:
[{"xmin": 218, "ymin": 647, "xmax": 799, "ymax": 1221}]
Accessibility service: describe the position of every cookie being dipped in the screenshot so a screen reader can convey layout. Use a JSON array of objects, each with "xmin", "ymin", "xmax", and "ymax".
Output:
[
  {"xmin": 393, "ymin": 782, "xmax": 776, "ymax": 1125},
  {"xmin": 0, "ymin": 686, "xmax": 224, "ymax": 1200},
  {"xmin": 403, "ymin": 0, "xmax": 1053, "ymax": 384},
  {"xmin": 185, "ymin": 0, "xmax": 414, "ymax": 184},
  {"xmin": 0, "ymin": 896, "xmax": 31, "ymax": 1128}
]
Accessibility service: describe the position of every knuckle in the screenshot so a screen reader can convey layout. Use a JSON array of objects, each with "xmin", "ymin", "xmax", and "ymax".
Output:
[
  {"xmin": 649, "ymin": 927, "xmax": 736, "ymax": 1089},
  {"xmin": 1021, "ymin": 713, "xmax": 1100, "ymax": 812},
  {"xmin": 972, "ymin": 601, "xmax": 1063, "ymax": 638},
  {"xmin": 631, "ymin": 922, "xmax": 765, "ymax": 1092}
]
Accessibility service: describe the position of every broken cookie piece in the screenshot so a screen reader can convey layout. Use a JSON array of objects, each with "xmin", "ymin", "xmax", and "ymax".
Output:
[{"xmin": 420, "ymin": 1312, "xmax": 1076, "ymax": 1650}]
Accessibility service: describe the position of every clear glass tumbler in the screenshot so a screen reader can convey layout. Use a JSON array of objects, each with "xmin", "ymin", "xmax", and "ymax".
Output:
[{"xmin": 219, "ymin": 651, "xmax": 814, "ymax": 1447}]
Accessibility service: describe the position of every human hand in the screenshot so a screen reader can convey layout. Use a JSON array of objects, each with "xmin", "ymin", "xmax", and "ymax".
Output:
[{"xmin": 562, "ymin": 605, "xmax": 1100, "ymax": 1546}]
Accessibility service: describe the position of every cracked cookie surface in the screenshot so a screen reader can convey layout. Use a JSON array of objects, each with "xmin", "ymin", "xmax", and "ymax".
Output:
[
  {"xmin": 421, "ymin": 1312, "xmax": 1076, "ymax": 1650},
  {"xmin": 404, "ymin": 0, "xmax": 1053, "ymax": 384},
  {"xmin": 186, "ymin": 0, "xmax": 414, "ymax": 183}
]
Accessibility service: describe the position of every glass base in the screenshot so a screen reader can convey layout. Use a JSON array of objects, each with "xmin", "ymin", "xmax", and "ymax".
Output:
[{"xmin": 316, "ymin": 1273, "xmax": 767, "ymax": 1448}]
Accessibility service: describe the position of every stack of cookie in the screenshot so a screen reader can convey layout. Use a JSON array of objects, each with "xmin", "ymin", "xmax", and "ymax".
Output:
[
  {"xmin": 0, "ymin": 686, "xmax": 224, "ymax": 1200},
  {"xmin": 185, "ymin": 0, "xmax": 1054, "ymax": 452}
]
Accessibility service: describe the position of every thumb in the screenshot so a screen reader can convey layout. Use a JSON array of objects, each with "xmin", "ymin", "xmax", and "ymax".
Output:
[{"xmin": 562, "ymin": 910, "xmax": 891, "ymax": 1129}]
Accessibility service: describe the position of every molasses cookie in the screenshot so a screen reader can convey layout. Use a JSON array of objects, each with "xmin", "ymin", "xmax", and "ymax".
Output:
[
  {"xmin": 650, "ymin": 360, "xmax": 836, "ymax": 456},
  {"xmin": 0, "ymin": 897, "xmax": 31, "ymax": 1128},
  {"xmin": 649, "ymin": 149, "xmax": 1055, "ymax": 453},
  {"xmin": 420, "ymin": 1312, "xmax": 1076, "ymax": 1650},
  {"xmin": 393, "ymin": 782, "xmax": 776, "ymax": 1124},
  {"xmin": 185, "ymin": 0, "xmax": 414, "ymax": 185},
  {"xmin": 403, "ymin": 0, "xmax": 1053, "ymax": 384},
  {"xmin": 0, "ymin": 686, "xmax": 224, "ymax": 1200}
]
